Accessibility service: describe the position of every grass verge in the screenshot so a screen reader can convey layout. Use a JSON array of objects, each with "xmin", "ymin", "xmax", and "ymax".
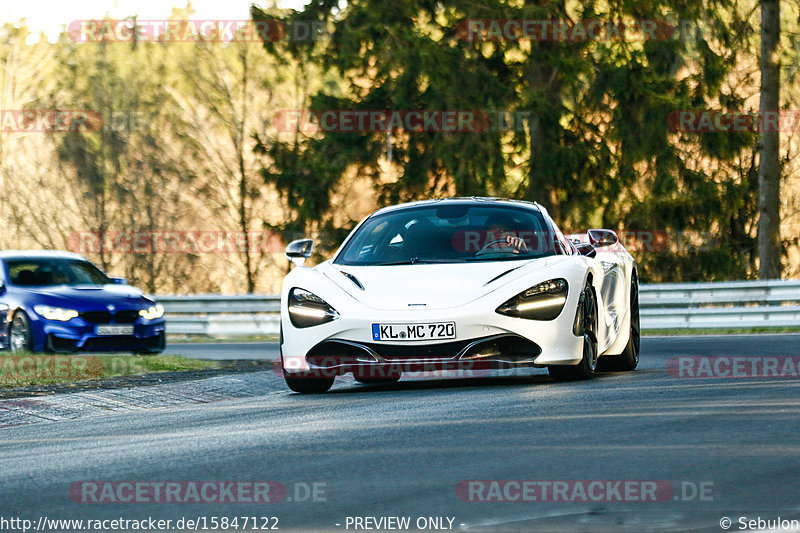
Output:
[
  {"xmin": 0, "ymin": 353, "xmax": 218, "ymax": 389},
  {"xmin": 167, "ymin": 335, "xmax": 279, "ymax": 343},
  {"xmin": 644, "ymin": 326, "xmax": 800, "ymax": 336}
]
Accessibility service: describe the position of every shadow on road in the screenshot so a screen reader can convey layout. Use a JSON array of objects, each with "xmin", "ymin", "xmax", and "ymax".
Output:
[{"xmin": 313, "ymin": 370, "xmax": 628, "ymax": 395}]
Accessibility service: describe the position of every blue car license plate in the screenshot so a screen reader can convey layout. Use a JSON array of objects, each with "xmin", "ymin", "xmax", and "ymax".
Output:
[{"xmin": 95, "ymin": 324, "xmax": 134, "ymax": 336}]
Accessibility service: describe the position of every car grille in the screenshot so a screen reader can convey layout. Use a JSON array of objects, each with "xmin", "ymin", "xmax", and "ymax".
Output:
[
  {"xmin": 80, "ymin": 310, "xmax": 141, "ymax": 324},
  {"xmin": 80, "ymin": 311, "xmax": 112, "ymax": 324},
  {"xmin": 306, "ymin": 335, "xmax": 542, "ymax": 368},
  {"xmin": 362, "ymin": 339, "xmax": 475, "ymax": 360},
  {"xmin": 114, "ymin": 310, "xmax": 140, "ymax": 324}
]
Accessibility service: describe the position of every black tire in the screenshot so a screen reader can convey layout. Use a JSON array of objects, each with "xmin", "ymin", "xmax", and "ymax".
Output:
[
  {"xmin": 280, "ymin": 325, "xmax": 334, "ymax": 393},
  {"xmin": 284, "ymin": 372, "xmax": 335, "ymax": 393},
  {"xmin": 9, "ymin": 311, "xmax": 33, "ymax": 353},
  {"xmin": 549, "ymin": 284, "xmax": 598, "ymax": 382},
  {"xmin": 598, "ymin": 273, "xmax": 640, "ymax": 372}
]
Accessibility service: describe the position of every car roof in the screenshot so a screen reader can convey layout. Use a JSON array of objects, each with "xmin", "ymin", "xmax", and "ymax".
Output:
[
  {"xmin": 370, "ymin": 197, "xmax": 544, "ymax": 217},
  {"xmin": 0, "ymin": 250, "xmax": 88, "ymax": 261}
]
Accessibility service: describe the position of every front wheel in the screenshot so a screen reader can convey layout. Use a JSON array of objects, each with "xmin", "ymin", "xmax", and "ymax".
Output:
[
  {"xmin": 284, "ymin": 372, "xmax": 335, "ymax": 393},
  {"xmin": 9, "ymin": 311, "xmax": 33, "ymax": 353},
  {"xmin": 280, "ymin": 325, "xmax": 334, "ymax": 393},
  {"xmin": 549, "ymin": 285, "xmax": 598, "ymax": 382}
]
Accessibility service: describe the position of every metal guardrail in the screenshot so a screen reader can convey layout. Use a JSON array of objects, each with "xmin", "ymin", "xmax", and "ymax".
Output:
[
  {"xmin": 157, "ymin": 295, "xmax": 281, "ymax": 337},
  {"xmin": 158, "ymin": 280, "xmax": 800, "ymax": 336},
  {"xmin": 639, "ymin": 279, "xmax": 800, "ymax": 329}
]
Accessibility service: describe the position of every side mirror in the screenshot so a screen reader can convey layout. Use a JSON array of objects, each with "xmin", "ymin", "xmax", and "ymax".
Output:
[
  {"xmin": 587, "ymin": 229, "xmax": 619, "ymax": 248},
  {"xmin": 286, "ymin": 239, "xmax": 313, "ymax": 267},
  {"xmin": 575, "ymin": 243, "xmax": 597, "ymax": 258},
  {"xmin": 0, "ymin": 281, "xmax": 6, "ymax": 295},
  {"xmin": 110, "ymin": 277, "xmax": 128, "ymax": 285}
]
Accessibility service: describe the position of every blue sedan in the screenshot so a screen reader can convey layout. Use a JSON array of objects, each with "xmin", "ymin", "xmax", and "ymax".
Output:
[{"xmin": 0, "ymin": 251, "xmax": 166, "ymax": 353}]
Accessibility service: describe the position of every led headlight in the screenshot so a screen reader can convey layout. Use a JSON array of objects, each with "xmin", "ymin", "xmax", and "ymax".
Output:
[
  {"xmin": 288, "ymin": 288, "xmax": 339, "ymax": 328},
  {"xmin": 496, "ymin": 278, "xmax": 568, "ymax": 321},
  {"xmin": 33, "ymin": 305, "xmax": 79, "ymax": 321},
  {"xmin": 139, "ymin": 304, "xmax": 165, "ymax": 320}
]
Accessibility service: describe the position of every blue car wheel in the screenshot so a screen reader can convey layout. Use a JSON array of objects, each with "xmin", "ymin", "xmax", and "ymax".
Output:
[{"xmin": 9, "ymin": 311, "xmax": 33, "ymax": 352}]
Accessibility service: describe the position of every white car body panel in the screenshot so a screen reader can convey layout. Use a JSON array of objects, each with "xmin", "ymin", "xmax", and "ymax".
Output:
[{"xmin": 280, "ymin": 198, "xmax": 637, "ymax": 378}]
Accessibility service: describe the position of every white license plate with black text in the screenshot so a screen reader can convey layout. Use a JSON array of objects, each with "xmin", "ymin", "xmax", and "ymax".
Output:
[
  {"xmin": 371, "ymin": 322, "xmax": 456, "ymax": 341},
  {"xmin": 95, "ymin": 325, "xmax": 134, "ymax": 336}
]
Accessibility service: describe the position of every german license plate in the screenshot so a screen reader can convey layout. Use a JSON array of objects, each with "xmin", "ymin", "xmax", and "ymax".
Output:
[
  {"xmin": 371, "ymin": 322, "xmax": 456, "ymax": 341},
  {"xmin": 96, "ymin": 324, "xmax": 134, "ymax": 336}
]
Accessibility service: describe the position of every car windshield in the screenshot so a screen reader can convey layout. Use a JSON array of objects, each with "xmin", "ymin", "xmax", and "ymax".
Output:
[
  {"xmin": 6, "ymin": 258, "xmax": 112, "ymax": 287},
  {"xmin": 335, "ymin": 203, "xmax": 556, "ymax": 266}
]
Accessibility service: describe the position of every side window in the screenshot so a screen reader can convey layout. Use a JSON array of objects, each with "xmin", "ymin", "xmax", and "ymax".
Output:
[{"xmin": 8, "ymin": 262, "xmax": 39, "ymax": 285}]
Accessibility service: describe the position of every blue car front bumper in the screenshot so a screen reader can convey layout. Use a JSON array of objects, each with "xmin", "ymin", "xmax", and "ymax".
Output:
[{"xmin": 31, "ymin": 318, "xmax": 166, "ymax": 353}]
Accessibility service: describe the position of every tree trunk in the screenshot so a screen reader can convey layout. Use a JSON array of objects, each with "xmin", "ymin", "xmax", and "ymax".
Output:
[
  {"xmin": 757, "ymin": 0, "xmax": 781, "ymax": 279},
  {"xmin": 527, "ymin": 112, "xmax": 544, "ymax": 200},
  {"xmin": 524, "ymin": 0, "xmax": 563, "ymax": 221},
  {"xmin": 238, "ymin": 48, "xmax": 256, "ymax": 294}
]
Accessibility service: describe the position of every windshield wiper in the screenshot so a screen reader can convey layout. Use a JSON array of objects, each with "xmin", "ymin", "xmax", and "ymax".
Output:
[{"xmin": 461, "ymin": 254, "xmax": 544, "ymax": 262}]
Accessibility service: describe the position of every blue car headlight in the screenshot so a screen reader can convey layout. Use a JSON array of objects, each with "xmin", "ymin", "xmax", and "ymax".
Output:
[
  {"xmin": 139, "ymin": 304, "xmax": 165, "ymax": 320},
  {"xmin": 288, "ymin": 288, "xmax": 339, "ymax": 328},
  {"xmin": 496, "ymin": 278, "xmax": 569, "ymax": 321},
  {"xmin": 33, "ymin": 305, "xmax": 79, "ymax": 321}
]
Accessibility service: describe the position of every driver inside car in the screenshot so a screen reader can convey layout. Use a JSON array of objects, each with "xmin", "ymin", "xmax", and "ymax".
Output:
[{"xmin": 485, "ymin": 213, "xmax": 528, "ymax": 253}]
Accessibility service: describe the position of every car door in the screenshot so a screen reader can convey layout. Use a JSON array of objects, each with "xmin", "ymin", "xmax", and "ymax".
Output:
[
  {"xmin": 0, "ymin": 260, "xmax": 10, "ymax": 346},
  {"xmin": 540, "ymin": 206, "xmax": 625, "ymax": 348},
  {"xmin": 590, "ymin": 235, "xmax": 634, "ymax": 349}
]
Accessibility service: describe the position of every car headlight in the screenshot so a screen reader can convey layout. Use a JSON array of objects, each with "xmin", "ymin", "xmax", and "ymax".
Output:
[
  {"xmin": 496, "ymin": 278, "xmax": 569, "ymax": 321},
  {"xmin": 139, "ymin": 304, "xmax": 165, "ymax": 320},
  {"xmin": 33, "ymin": 305, "xmax": 79, "ymax": 321},
  {"xmin": 288, "ymin": 288, "xmax": 339, "ymax": 328}
]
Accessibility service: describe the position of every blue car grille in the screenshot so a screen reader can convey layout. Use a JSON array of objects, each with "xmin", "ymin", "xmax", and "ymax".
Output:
[
  {"xmin": 115, "ymin": 310, "xmax": 140, "ymax": 323},
  {"xmin": 80, "ymin": 310, "xmax": 140, "ymax": 324},
  {"xmin": 80, "ymin": 311, "xmax": 111, "ymax": 323}
]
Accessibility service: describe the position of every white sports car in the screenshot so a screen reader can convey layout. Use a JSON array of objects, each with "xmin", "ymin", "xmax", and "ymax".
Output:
[{"xmin": 279, "ymin": 198, "xmax": 640, "ymax": 393}]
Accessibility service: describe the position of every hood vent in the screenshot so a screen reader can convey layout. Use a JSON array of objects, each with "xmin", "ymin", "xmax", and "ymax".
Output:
[
  {"xmin": 340, "ymin": 271, "xmax": 365, "ymax": 291},
  {"xmin": 483, "ymin": 266, "xmax": 523, "ymax": 286}
]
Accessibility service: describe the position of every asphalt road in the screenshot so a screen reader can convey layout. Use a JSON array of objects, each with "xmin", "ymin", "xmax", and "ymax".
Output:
[{"xmin": 1, "ymin": 334, "xmax": 799, "ymax": 532}]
